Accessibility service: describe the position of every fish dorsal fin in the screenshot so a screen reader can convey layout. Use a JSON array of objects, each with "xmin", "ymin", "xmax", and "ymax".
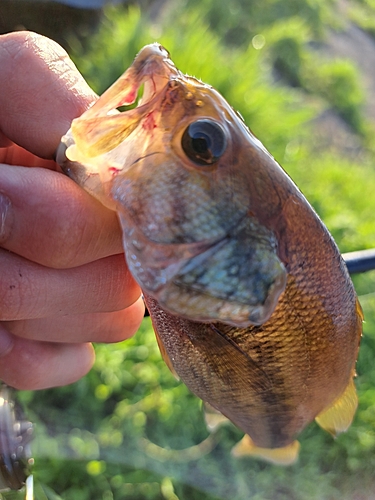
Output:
[
  {"xmin": 231, "ymin": 434, "xmax": 300, "ymax": 466},
  {"xmin": 315, "ymin": 377, "xmax": 358, "ymax": 436}
]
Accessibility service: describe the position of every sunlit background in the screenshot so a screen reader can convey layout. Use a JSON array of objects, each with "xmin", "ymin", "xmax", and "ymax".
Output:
[{"xmin": 2, "ymin": 0, "xmax": 375, "ymax": 498}]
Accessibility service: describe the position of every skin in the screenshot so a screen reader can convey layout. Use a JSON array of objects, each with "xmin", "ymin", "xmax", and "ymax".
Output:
[{"xmin": 0, "ymin": 31, "xmax": 144, "ymax": 390}]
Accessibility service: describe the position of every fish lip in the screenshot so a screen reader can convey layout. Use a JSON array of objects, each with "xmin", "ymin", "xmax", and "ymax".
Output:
[{"xmin": 133, "ymin": 44, "xmax": 180, "ymax": 106}]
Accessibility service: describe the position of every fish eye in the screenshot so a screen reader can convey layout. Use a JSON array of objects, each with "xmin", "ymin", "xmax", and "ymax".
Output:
[{"xmin": 181, "ymin": 119, "xmax": 227, "ymax": 165}]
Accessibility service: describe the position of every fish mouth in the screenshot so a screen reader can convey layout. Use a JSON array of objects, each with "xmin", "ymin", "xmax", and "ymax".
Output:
[
  {"xmin": 92, "ymin": 42, "xmax": 179, "ymax": 112},
  {"xmin": 59, "ymin": 44, "xmax": 180, "ymax": 164},
  {"xmin": 57, "ymin": 44, "xmax": 180, "ymax": 204}
]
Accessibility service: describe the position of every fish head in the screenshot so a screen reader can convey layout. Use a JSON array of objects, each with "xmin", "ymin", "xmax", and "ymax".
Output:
[{"xmin": 57, "ymin": 43, "xmax": 287, "ymax": 327}]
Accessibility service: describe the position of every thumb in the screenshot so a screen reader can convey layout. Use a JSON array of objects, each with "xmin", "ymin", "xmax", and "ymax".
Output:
[{"xmin": 0, "ymin": 31, "xmax": 97, "ymax": 159}]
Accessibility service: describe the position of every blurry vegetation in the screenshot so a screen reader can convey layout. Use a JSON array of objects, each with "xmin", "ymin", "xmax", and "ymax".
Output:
[
  {"xmin": 349, "ymin": 0, "xmax": 375, "ymax": 38},
  {"xmin": 6, "ymin": 0, "xmax": 375, "ymax": 499}
]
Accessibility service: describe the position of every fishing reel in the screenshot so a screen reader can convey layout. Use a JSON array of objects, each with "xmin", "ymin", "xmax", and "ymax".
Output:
[{"xmin": 0, "ymin": 385, "xmax": 33, "ymax": 495}]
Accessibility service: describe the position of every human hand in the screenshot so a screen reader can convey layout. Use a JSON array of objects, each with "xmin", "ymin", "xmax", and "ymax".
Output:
[{"xmin": 0, "ymin": 31, "xmax": 145, "ymax": 390}]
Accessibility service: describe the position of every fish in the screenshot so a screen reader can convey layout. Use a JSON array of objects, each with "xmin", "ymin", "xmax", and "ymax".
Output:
[{"xmin": 57, "ymin": 43, "xmax": 363, "ymax": 465}]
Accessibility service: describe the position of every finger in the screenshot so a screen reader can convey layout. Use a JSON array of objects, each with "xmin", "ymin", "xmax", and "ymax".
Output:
[
  {"xmin": 0, "ymin": 132, "xmax": 12, "ymax": 148},
  {"xmin": 0, "ymin": 141, "xmax": 57, "ymax": 169},
  {"xmin": 0, "ymin": 326, "xmax": 95, "ymax": 390},
  {"xmin": 3, "ymin": 296, "xmax": 145, "ymax": 343},
  {"xmin": 0, "ymin": 164, "xmax": 124, "ymax": 268},
  {"xmin": 0, "ymin": 31, "xmax": 96, "ymax": 159},
  {"xmin": 0, "ymin": 251, "xmax": 141, "ymax": 321}
]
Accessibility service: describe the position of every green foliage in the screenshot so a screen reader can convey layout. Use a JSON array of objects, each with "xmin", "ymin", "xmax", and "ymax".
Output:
[
  {"xmin": 183, "ymin": 0, "xmax": 339, "ymax": 44},
  {"xmin": 165, "ymin": 0, "xmax": 368, "ymax": 135},
  {"xmin": 302, "ymin": 59, "xmax": 365, "ymax": 132},
  {"xmin": 349, "ymin": 0, "xmax": 375, "ymax": 38},
  {"xmin": 8, "ymin": 2, "xmax": 375, "ymax": 499}
]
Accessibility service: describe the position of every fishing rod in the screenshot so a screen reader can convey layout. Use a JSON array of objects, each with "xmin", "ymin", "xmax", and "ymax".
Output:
[{"xmin": 342, "ymin": 248, "xmax": 375, "ymax": 274}]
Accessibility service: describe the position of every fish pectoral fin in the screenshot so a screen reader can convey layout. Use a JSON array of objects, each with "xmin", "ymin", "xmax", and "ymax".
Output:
[
  {"xmin": 315, "ymin": 378, "xmax": 358, "ymax": 437},
  {"xmin": 231, "ymin": 435, "xmax": 300, "ymax": 466},
  {"xmin": 203, "ymin": 403, "xmax": 230, "ymax": 432}
]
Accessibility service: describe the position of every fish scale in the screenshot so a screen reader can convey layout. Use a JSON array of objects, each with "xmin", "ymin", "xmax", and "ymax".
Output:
[{"xmin": 57, "ymin": 43, "xmax": 363, "ymax": 464}]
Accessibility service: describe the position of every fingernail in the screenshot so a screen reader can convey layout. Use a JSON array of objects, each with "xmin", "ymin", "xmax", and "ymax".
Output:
[
  {"xmin": 0, "ymin": 326, "xmax": 14, "ymax": 357},
  {"xmin": 0, "ymin": 192, "xmax": 12, "ymax": 243}
]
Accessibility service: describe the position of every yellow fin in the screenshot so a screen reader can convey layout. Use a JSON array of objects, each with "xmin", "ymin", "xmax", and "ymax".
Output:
[
  {"xmin": 203, "ymin": 403, "xmax": 230, "ymax": 432},
  {"xmin": 356, "ymin": 296, "xmax": 364, "ymax": 322},
  {"xmin": 231, "ymin": 435, "xmax": 300, "ymax": 466},
  {"xmin": 315, "ymin": 378, "xmax": 358, "ymax": 436}
]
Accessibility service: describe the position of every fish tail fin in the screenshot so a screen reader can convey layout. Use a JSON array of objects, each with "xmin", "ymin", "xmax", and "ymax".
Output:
[
  {"xmin": 231, "ymin": 435, "xmax": 300, "ymax": 466},
  {"xmin": 315, "ymin": 377, "xmax": 358, "ymax": 436},
  {"xmin": 203, "ymin": 403, "xmax": 230, "ymax": 432}
]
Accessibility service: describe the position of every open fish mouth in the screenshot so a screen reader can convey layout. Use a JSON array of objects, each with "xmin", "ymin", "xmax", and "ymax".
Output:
[
  {"xmin": 57, "ymin": 44, "xmax": 179, "ymax": 206},
  {"xmin": 59, "ymin": 44, "xmax": 179, "ymax": 162}
]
